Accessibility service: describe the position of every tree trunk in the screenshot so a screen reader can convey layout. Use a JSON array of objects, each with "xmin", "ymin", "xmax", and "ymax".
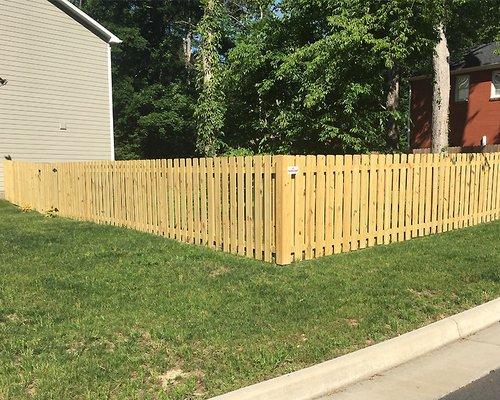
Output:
[
  {"xmin": 201, "ymin": 0, "xmax": 217, "ymax": 86},
  {"xmin": 431, "ymin": 25, "xmax": 450, "ymax": 153},
  {"xmin": 183, "ymin": 31, "xmax": 192, "ymax": 68},
  {"xmin": 202, "ymin": 37, "xmax": 214, "ymax": 86},
  {"xmin": 386, "ymin": 66, "xmax": 400, "ymax": 149}
]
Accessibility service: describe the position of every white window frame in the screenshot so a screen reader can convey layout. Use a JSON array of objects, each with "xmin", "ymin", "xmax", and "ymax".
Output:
[
  {"xmin": 454, "ymin": 74, "xmax": 470, "ymax": 102},
  {"xmin": 491, "ymin": 70, "xmax": 500, "ymax": 99}
]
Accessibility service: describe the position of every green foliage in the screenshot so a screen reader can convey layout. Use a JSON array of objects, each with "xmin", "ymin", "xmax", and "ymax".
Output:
[
  {"xmin": 446, "ymin": 0, "xmax": 500, "ymax": 62},
  {"xmin": 194, "ymin": 0, "xmax": 268, "ymax": 156},
  {"xmin": 83, "ymin": 0, "xmax": 498, "ymax": 158},
  {"xmin": 83, "ymin": 0, "xmax": 202, "ymax": 160},
  {"xmin": 195, "ymin": 0, "xmax": 227, "ymax": 156},
  {"xmin": 223, "ymin": 0, "xmax": 438, "ymax": 154},
  {"xmin": 223, "ymin": 146, "xmax": 255, "ymax": 156}
]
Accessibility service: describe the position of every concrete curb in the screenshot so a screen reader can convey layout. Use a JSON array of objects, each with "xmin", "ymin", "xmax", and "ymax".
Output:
[{"xmin": 211, "ymin": 298, "xmax": 500, "ymax": 400}]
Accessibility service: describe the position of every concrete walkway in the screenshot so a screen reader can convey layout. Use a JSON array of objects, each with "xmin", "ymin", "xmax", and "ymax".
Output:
[{"xmin": 323, "ymin": 322, "xmax": 500, "ymax": 400}]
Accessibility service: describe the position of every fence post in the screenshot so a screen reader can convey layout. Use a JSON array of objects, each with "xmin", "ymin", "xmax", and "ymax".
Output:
[{"xmin": 275, "ymin": 155, "xmax": 294, "ymax": 265}]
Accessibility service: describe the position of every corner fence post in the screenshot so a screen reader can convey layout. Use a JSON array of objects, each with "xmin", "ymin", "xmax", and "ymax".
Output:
[{"xmin": 275, "ymin": 155, "xmax": 294, "ymax": 265}]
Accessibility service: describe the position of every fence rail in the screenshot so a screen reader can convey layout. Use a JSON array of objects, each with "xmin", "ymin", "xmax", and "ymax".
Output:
[{"xmin": 3, "ymin": 152, "xmax": 499, "ymax": 265}]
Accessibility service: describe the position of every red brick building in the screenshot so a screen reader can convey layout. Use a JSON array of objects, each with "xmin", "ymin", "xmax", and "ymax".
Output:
[{"xmin": 410, "ymin": 42, "xmax": 500, "ymax": 150}]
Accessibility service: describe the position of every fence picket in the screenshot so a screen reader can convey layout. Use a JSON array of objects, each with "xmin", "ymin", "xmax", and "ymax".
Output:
[
  {"xmin": 206, "ymin": 158, "xmax": 216, "ymax": 248},
  {"xmin": 199, "ymin": 158, "xmax": 208, "ymax": 245},
  {"xmin": 254, "ymin": 156, "xmax": 264, "ymax": 260},
  {"xmin": 263, "ymin": 155, "xmax": 272, "ymax": 262},
  {"xmin": 399, "ymin": 155, "xmax": 408, "ymax": 241},
  {"xmin": 325, "ymin": 155, "xmax": 335, "ymax": 255},
  {"xmin": 368, "ymin": 154, "xmax": 377, "ymax": 246},
  {"xmin": 315, "ymin": 155, "xmax": 326, "ymax": 257},
  {"xmin": 237, "ymin": 156, "xmax": 246, "ymax": 256},
  {"xmin": 305, "ymin": 155, "xmax": 317, "ymax": 258},
  {"xmin": 376, "ymin": 155, "xmax": 386, "ymax": 244},
  {"xmin": 391, "ymin": 154, "xmax": 400, "ymax": 242},
  {"xmin": 229, "ymin": 157, "xmax": 238, "ymax": 253},
  {"xmin": 244, "ymin": 156, "xmax": 254, "ymax": 257},
  {"xmin": 293, "ymin": 156, "xmax": 306, "ymax": 259},
  {"xmin": 350, "ymin": 155, "xmax": 360, "ymax": 251}
]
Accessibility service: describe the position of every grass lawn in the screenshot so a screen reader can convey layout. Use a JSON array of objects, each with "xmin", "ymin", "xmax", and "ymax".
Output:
[{"xmin": 0, "ymin": 200, "xmax": 499, "ymax": 399}]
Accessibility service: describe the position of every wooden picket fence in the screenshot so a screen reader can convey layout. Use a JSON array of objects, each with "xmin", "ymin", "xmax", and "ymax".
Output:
[{"xmin": 3, "ymin": 152, "xmax": 500, "ymax": 265}]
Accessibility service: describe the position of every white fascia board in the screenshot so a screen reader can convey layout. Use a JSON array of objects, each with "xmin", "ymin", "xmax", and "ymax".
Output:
[{"xmin": 52, "ymin": 0, "xmax": 122, "ymax": 44}]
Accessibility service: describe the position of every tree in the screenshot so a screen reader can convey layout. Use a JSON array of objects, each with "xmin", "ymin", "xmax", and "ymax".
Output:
[
  {"xmin": 81, "ymin": 0, "xmax": 498, "ymax": 158},
  {"xmin": 194, "ymin": 0, "xmax": 267, "ymax": 156},
  {"xmin": 446, "ymin": 0, "xmax": 500, "ymax": 60},
  {"xmin": 82, "ymin": 0, "xmax": 202, "ymax": 160},
  {"xmin": 428, "ymin": 0, "xmax": 499, "ymax": 153},
  {"xmin": 431, "ymin": 24, "xmax": 450, "ymax": 153},
  {"xmin": 68, "ymin": 0, "xmax": 83, "ymax": 7},
  {"xmin": 222, "ymin": 0, "xmax": 438, "ymax": 154},
  {"xmin": 195, "ymin": 0, "xmax": 226, "ymax": 156},
  {"xmin": 386, "ymin": 67, "xmax": 400, "ymax": 149}
]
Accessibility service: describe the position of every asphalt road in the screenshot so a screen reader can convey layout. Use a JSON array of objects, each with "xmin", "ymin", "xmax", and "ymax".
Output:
[{"xmin": 440, "ymin": 369, "xmax": 500, "ymax": 400}]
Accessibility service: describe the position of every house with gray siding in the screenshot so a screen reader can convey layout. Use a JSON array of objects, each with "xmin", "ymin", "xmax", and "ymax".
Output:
[{"xmin": 0, "ymin": 0, "xmax": 120, "ymax": 196}]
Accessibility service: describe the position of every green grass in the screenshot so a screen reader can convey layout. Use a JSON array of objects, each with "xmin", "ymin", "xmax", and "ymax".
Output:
[{"xmin": 0, "ymin": 200, "xmax": 499, "ymax": 399}]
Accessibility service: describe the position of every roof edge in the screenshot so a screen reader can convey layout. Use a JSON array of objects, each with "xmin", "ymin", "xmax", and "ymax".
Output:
[
  {"xmin": 50, "ymin": 0, "xmax": 122, "ymax": 44},
  {"xmin": 410, "ymin": 63, "xmax": 500, "ymax": 81}
]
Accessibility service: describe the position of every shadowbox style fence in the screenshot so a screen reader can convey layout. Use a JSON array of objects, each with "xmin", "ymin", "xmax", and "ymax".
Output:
[{"xmin": 3, "ymin": 153, "xmax": 500, "ymax": 265}]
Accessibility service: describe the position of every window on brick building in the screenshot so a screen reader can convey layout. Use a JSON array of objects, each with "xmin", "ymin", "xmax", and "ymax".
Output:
[
  {"xmin": 491, "ymin": 71, "xmax": 500, "ymax": 99},
  {"xmin": 454, "ymin": 75, "xmax": 469, "ymax": 102}
]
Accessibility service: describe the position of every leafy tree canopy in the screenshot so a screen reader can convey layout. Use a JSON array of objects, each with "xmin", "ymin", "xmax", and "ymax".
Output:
[{"xmin": 82, "ymin": 0, "xmax": 499, "ymax": 158}]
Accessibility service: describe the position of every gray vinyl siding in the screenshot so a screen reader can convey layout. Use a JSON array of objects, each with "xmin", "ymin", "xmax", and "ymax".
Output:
[{"xmin": 0, "ymin": 0, "xmax": 112, "ymax": 193}]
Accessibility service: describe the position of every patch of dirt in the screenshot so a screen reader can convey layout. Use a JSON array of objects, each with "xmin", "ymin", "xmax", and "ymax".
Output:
[
  {"xmin": 103, "ymin": 339, "xmax": 115, "ymax": 353},
  {"xmin": 193, "ymin": 381, "xmax": 206, "ymax": 397},
  {"xmin": 138, "ymin": 329, "xmax": 164, "ymax": 352},
  {"xmin": 209, "ymin": 266, "xmax": 230, "ymax": 277},
  {"xmin": 26, "ymin": 382, "xmax": 36, "ymax": 397},
  {"xmin": 6, "ymin": 314, "xmax": 21, "ymax": 322},
  {"xmin": 346, "ymin": 318, "xmax": 359, "ymax": 327},
  {"xmin": 66, "ymin": 340, "xmax": 86, "ymax": 355},
  {"xmin": 5, "ymin": 313, "xmax": 28, "ymax": 324},
  {"xmin": 157, "ymin": 368, "xmax": 205, "ymax": 393},
  {"xmin": 296, "ymin": 333, "xmax": 308, "ymax": 348},
  {"xmin": 158, "ymin": 368, "xmax": 186, "ymax": 388},
  {"xmin": 114, "ymin": 332, "xmax": 127, "ymax": 344}
]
